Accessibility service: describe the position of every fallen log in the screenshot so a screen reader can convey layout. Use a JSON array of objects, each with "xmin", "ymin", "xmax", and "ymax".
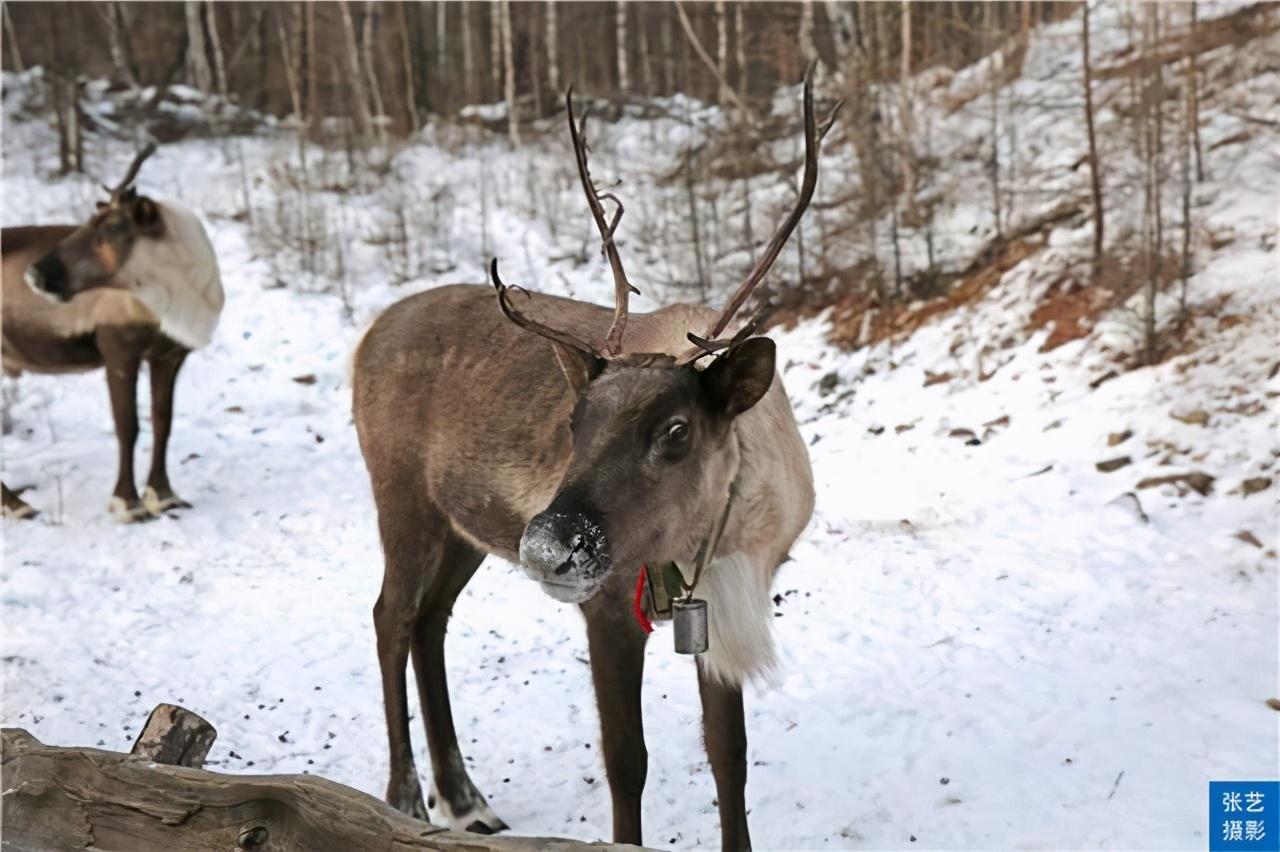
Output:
[{"xmin": 1, "ymin": 727, "xmax": 645, "ymax": 852}]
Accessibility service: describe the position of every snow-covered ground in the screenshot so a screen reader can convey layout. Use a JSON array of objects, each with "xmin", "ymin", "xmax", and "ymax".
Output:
[{"xmin": 3, "ymin": 6, "xmax": 1278, "ymax": 849}]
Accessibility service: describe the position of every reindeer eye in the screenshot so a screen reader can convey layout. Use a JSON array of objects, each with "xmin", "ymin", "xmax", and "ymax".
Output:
[{"xmin": 666, "ymin": 421, "xmax": 689, "ymax": 442}]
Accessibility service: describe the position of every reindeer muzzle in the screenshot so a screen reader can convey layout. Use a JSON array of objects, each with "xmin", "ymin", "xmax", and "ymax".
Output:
[{"xmin": 518, "ymin": 510, "xmax": 611, "ymax": 604}]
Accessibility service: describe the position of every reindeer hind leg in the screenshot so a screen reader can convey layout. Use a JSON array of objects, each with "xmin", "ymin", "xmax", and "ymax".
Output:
[
  {"xmin": 2, "ymin": 482, "xmax": 38, "ymax": 520},
  {"xmin": 411, "ymin": 533, "xmax": 507, "ymax": 834}
]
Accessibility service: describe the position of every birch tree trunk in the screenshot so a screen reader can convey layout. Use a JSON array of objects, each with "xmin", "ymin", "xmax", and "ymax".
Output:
[
  {"xmin": 638, "ymin": 5, "xmax": 652, "ymax": 95},
  {"xmin": 461, "ymin": 2, "xmax": 474, "ymax": 106},
  {"xmin": 985, "ymin": 1, "xmax": 1002, "ymax": 240},
  {"xmin": 824, "ymin": 0, "xmax": 856, "ymax": 72},
  {"xmin": 616, "ymin": 0, "xmax": 629, "ymax": 92},
  {"xmin": 2, "ymin": 2, "xmax": 23, "ymax": 73},
  {"xmin": 304, "ymin": 1, "xmax": 317, "ymax": 121},
  {"xmin": 101, "ymin": 3, "xmax": 138, "ymax": 88},
  {"xmin": 397, "ymin": 1, "xmax": 420, "ymax": 132},
  {"xmin": 206, "ymin": 0, "xmax": 228, "ymax": 96},
  {"xmin": 1145, "ymin": 4, "xmax": 1165, "ymax": 365},
  {"xmin": 337, "ymin": 0, "xmax": 374, "ymax": 144},
  {"xmin": 436, "ymin": 0, "xmax": 447, "ymax": 73},
  {"xmin": 800, "ymin": 0, "xmax": 817, "ymax": 67},
  {"xmin": 185, "ymin": 0, "xmax": 213, "ymax": 91},
  {"xmin": 1188, "ymin": 1, "xmax": 1204, "ymax": 181},
  {"xmin": 1082, "ymin": 2, "xmax": 1104, "ymax": 264},
  {"xmin": 733, "ymin": 3, "xmax": 746, "ymax": 94},
  {"xmin": 1178, "ymin": 47, "xmax": 1192, "ymax": 330},
  {"xmin": 490, "ymin": 0, "xmax": 502, "ymax": 100},
  {"xmin": 362, "ymin": 1, "xmax": 388, "ymax": 146},
  {"xmin": 546, "ymin": 1, "xmax": 560, "ymax": 94},
  {"xmin": 715, "ymin": 0, "xmax": 729, "ymax": 104},
  {"xmin": 501, "ymin": 0, "xmax": 518, "ymax": 144},
  {"xmin": 898, "ymin": 0, "xmax": 917, "ymax": 220}
]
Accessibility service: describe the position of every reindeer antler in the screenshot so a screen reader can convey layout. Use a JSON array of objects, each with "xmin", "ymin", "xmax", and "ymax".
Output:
[
  {"xmin": 490, "ymin": 258, "xmax": 607, "ymax": 358},
  {"xmin": 689, "ymin": 63, "xmax": 841, "ymax": 355},
  {"xmin": 103, "ymin": 142, "xmax": 158, "ymax": 202},
  {"xmin": 490, "ymin": 88, "xmax": 638, "ymax": 360},
  {"xmin": 567, "ymin": 88, "xmax": 639, "ymax": 356},
  {"xmin": 493, "ymin": 67, "xmax": 838, "ymax": 369}
]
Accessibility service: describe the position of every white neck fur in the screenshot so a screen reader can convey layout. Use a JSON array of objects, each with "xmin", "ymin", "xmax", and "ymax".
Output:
[{"xmin": 117, "ymin": 199, "xmax": 224, "ymax": 350}]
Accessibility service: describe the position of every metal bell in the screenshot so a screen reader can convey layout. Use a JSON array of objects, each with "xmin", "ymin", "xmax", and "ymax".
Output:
[{"xmin": 672, "ymin": 597, "xmax": 709, "ymax": 654}]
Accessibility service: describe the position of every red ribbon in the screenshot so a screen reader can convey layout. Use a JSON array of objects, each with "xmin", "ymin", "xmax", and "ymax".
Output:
[{"xmin": 633, "ymin": 564, "xmax": 654, "ymax": 634}]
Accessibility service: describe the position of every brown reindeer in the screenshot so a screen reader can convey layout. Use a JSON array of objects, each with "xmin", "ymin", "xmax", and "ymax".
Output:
[
  {"xmin": 2, "ymin": 145, "xmax": 224, "ymax": 521},
  {"xmin": 353, "ymin": 69, "xmax": 837, "ymax": 849}
]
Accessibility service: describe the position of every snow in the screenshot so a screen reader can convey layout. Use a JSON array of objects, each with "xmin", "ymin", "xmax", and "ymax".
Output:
[{"xmin": 3, "ymin": 6, "xmax": 1278, "ymax": 849}]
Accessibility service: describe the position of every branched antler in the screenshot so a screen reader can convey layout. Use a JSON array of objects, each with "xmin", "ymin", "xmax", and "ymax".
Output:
[
  {"xmin": 566, "ymin": 88, "xmax": 639, "ymax": 356},
  {"xmin": 490, "ymin": 90, "xmax": 639, "ymax": 361},
  {"xmin": 492, "ymin": 66, "xmax": 839, "ymax": 371},
  {"xmin": 689, "ymin": 63, "xmax": 842, "ymax": 356},
  {"xmin": 102, "ymin": 143, "xmax": 158, "ymax": 202},
  {"xmin": 490, "ymin": 259, "xmax": 606, "ymax": 358}
]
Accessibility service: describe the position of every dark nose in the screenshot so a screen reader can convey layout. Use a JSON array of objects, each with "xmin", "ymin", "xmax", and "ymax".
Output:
[
  {"xmin": 25, "ymin": 255, "xmax": 69, "ymax": 301},
  {"xmin": 519, "ymin": 511, "xmax": 603, "ymax": 581}
]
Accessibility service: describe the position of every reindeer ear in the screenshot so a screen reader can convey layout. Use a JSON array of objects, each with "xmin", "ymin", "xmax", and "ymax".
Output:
[
  {"xmin": 551, "ymin": 342, "xmax": 605, "ymax": 397},
  {"xmin": 699, "ymin": 337, "xmax": 776, "ymax": 417},
  {"xmin": 130, "ymin": 197, "xmax": 165, "ymax": 235},
  {"xmin": 131, "ymin": 196, "xmax": 159, "ymax": 225}
]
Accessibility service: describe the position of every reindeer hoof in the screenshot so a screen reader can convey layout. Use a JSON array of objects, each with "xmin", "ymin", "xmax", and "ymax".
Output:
[
  {"xmin": 2, "ymin": 502, "xmax": 38, "ymax": 520},
  {"xmin": 143, "ymin": 486, "xmax": 192, "ymax": 515},
  {"xmin": 108, "ymin": 496, "xmax": 153, "ymax": 523},
  {"xmin": 387, "ymin": 777, "xmax": 430, "ymax": 821},
  {"xmin": 428, "ymin": 780, "xmax": 508, "ymax": 834}
]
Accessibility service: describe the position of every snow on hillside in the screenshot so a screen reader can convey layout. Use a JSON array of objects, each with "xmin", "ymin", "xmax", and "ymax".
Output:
[{"xmin": 3, "ymin": 5, "xmax": 1277, "ymax": 849}]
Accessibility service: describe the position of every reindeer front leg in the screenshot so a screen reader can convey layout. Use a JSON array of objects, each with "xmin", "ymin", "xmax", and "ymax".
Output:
[
  {"xmin": 698, "ymin": 663, "xmax": 752, "ymax": 851},
  {"xmin": 582, "ymin": 589, "xmax": 649, "ymax": 846},
  {"xmin": 97, "ymin": 327, "xmax": 148, "ymax": 522},
  {"xmin": 143, "ymin": 341, "xmax": 192, "ymax": 514}
]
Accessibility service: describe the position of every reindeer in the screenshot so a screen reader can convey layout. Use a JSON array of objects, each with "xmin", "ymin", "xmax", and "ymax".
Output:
[
  {"xmin": 2, "ymin": 144, "xmax": 224, "ymax": 521},
  {"xmin": 352, "ymin": 68, "xmax": 837, "ymax": 850}
]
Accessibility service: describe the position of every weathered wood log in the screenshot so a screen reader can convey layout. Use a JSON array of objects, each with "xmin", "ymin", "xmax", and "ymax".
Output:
[
  {"xmin": 129, "ymin": 702, "xmax": 217, "ymax": 768},
  {"xmin": 1, "ymin": 728, "xmax": 647, "ymax": 852}
]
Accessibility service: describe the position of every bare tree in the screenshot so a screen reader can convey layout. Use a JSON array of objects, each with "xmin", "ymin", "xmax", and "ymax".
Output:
[
  {"xmin": 1082, "ymin": 1, "xmax": 1104, "ymax": 265},
  {"xmin": 436, "ymin": 1, "xmax": 447, "ymax": 76},
  {"xmin": 897, "ymin": 1, "xmax": 918, "ymax": 223},
  {"xmin": 206, "ymin": 1, "xmax": 228, "ymax": 96},
  {"xmin": 1178, "ymin": 43, "xmax": 1193, "ymax": 331},
  {"xmin": 734, "ymin": 3, "xmax": 747, "ymax": 93},
  {"xmin": 461, "ymin": 2, "xmax": 474, "ymax": 106},
  {"xmin": 489, "ymin": 0, "xmax": 502, "ymax": 98},
  {"xmin": 1187, "ymin": 1, "xmax": 1204, "ymax": 181},
  {"xmin": 616, "ymin": 0, "xmax": 629, "ymax": 92},
  {"xmin": 1140, "ymin": 3, "xmax": 1165, "ymax": 366},
  {"xmin": 715, "ymin": 0, "xmax": 729, "ymax": 104},
  {"xmin": 185, "ymin": 0, "xmax": 213, "ymax": 91},
  {"xmin": 397, "ymin": 2, "xmax": 419, "ymax": 132},
  {"xmin": 2, "ymin": 2, "xmax": 23, "ymax": 73},
  {"xmin": 501, "ymin": 0, "xmax": 517, "ymax": 144},
  {"xmin": 337, "ymin": 0, "xmax": 374, "ymax": 143},
  {"xmin": 985, "ymin": 1, "xmax": 1003, "ymax": 240},
  {"xmin": 546, "ymin": 0, "xmax": 560, "ymax": 94},
  {"xmin": 824, "ymin": 0, "xmax": 856, "ymax": 70},
  {"xmin": 99, "ymin": 3, "xmax": 138, "ymax": 88},
  {"xmin": 800, "ymin": 0, "xmax": 817, "ymax": 67},
  {"xmin": 673, "ymin": 1, "xmax": 749, "ymax": 118},
  {"xmin": 362, "ymin": 2, "xmax": 388, "ymax": 146}
]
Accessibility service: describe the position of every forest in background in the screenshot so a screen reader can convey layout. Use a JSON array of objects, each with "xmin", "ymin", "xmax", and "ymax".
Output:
[
  {"xmin": 3, "ymin": 1, "xmax": 1275, "ymax": 370},
  {"xmin": 3, "ymin": 2, "xmax": 1072, "ymax": 131}
]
